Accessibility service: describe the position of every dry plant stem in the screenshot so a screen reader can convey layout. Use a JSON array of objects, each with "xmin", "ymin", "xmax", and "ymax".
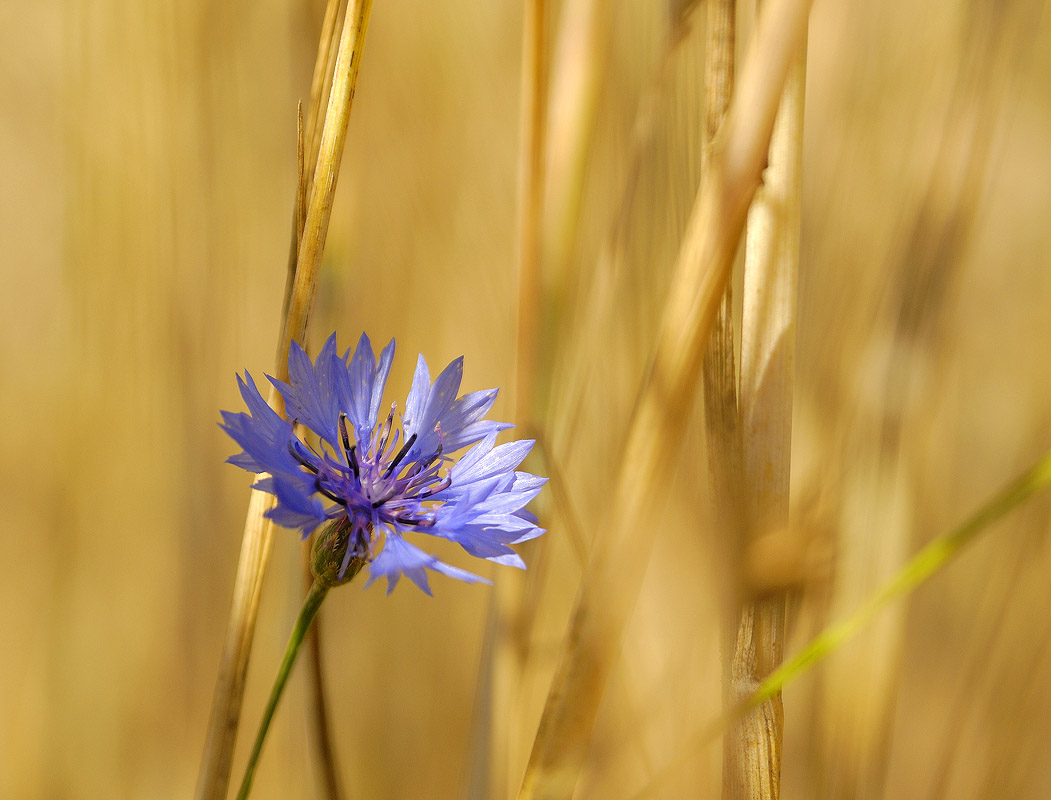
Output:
[
  {"xmin": 478, "ymin": 2, "xmax": 547, "ymax": 796},
  {"xmin": 514, "ymin": 0, "xmax": 547, "ymax": 428},
  {"xmin": 303, "ymin": 584, "xmax": 344, "ymax": 800},
  {"xmin": 621, "ymin": 448, "xmax": 1051, "ymax": 800},
  {"xmin": 516, "ymin": 1, "xmax": 813, "ymax": 797},
  {"xmin": 279, "ymin": 0, "xmax": 374, "ymax": 367},
  {"xmin": 282, "ymin": 103, "xmax": 308, "ymax": 322},
  {"xmin": 286, "ymin": 0, "xmax": 343, "ymax": 320},
  {"xmin": 306, "ymin": 0, "xmax": 346, "ymax": 168},
  {"xmin": 196, "ymin": 491, "xmax": 279, "ymax": 800},
  {"xmin": 537, "ymin": 0, "xmax": 607, "ymax": 392},
  {"xmin": 698, "ymin": 0, "xmax": 743, "ymax": 629},
  {"xmin": 195, "ymin": 4, "xmax": 374, "ymax": 799},
  {"xmin": 723, "ymin": 25, "xmax": 806, "ymax": 800}
]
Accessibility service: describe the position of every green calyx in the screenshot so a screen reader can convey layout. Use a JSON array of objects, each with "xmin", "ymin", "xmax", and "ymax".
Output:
[{"xmin": 310, "ymin": 517, "xmax": 367, "ymax": 588}]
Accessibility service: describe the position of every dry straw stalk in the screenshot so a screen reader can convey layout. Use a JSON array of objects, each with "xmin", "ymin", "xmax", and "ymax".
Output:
[
  {"xmin": 516, "ymin": 0, "xmax": 814, "ymax": 797},
  {"xmin": 471, "ymin": 2, "xmax": 548, "ymax": 797},
  {"xmin": 194, "ymin": 2, "xmax": 374, "ymax": 798},
  {"xmin": 723, "ymin": 31, "xmax": 807, "ymax": 800}
]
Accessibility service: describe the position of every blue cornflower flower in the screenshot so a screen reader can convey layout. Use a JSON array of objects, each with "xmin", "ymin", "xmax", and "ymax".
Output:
[{"xmin": 221, "ymin": 333, "xmax": 546, "ymax": 594}]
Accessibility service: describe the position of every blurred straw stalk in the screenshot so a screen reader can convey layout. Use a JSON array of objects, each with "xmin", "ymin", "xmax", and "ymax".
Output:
[
  {"xmin": 517, "ymin": 0, "xmax": 811, "ymax": 797},
  {"xmin": 3, "ymin": 0, "xmax": 1051, "ymax": 799}
]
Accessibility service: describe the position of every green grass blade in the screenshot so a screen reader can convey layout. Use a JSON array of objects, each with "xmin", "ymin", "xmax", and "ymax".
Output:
[{"xmin": 747, "ymin": 448, "xmax": 1051, "ymax": 710}]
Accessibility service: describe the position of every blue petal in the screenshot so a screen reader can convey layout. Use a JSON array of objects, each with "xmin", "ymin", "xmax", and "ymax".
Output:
[
  {"xmin": 369, "ymin": 338, "xmax": 396, "ymax": 434},
  {"xmin": 341, "ymin": 333, "xmax": 376, "ymax": 437},
  {"xmin": 515, "ymin": 508, "xmax": 539, "ymax": 526},
  {"xmin": 220, "ymin": 372, "xmax": 300, "ymax": 476},
  {"xmin": 403, "ymin": 355, "xmax": 432, "ymax": 441},
  {"xmin": 428, "ymin": 559, "xmax": 493, "ymax": 586},
  {"xmin": 404, "ymin": 356, "xmax": 471, "ymax": 459},
  {"xmin": 447, "ymin": 432, "xmax": 497, "ymax": 479},
  {"xmin": 487, "ymin": 552, "xmax": 527, "ymax": 569},
  {"xmin": 265, "ymin": 472, "xmax": 328, "ymax": 534},
  {"xmin": 450, "ymin": 438, "xmax": 535, "ymax": 489},
  {"xmin": 268, "ymin": 336, "xmax": 342, "ymax": 447},
  {"xmin": 432, "ymin": 523, "xmax": 522, "ymax": 559},
  {"xmin": 266, "ymin": 503, "xmax": 326, "ymax": 534},
  {"xmin": 511, "ymin": 526, "xmax": 545, "ymax": 545},
  {"xmin": 364, "ymin": 532, "xmax": 489, "ymax": 595},
  {"xmin": 464, "ymin": 512, "xmax": 538, "ymax": 533},
  {"xmin": 428, "ymin": 389, "xmax": 512, "ymax": 454},
  {"xmin": 336, "ymin": 334, "xmax": 397, "ymax": 446}
]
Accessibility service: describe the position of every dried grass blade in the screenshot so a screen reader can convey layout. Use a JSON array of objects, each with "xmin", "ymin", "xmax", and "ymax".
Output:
[
  {"xmin": 279, "ymin": 0, "xmax": 374, "ymax": 366},
  {"xmin": 306, "ymin": 0, "xmax": 345, "ymax": 169}
]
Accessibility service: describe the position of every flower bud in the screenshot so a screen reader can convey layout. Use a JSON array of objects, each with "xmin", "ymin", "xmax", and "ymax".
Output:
[{"xmin": 310, "ymin": 518, "xmax": 366, "ymax": 588}]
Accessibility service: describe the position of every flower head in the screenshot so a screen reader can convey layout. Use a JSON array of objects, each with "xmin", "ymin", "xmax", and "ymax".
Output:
[{"xmin": 221, "ymin": 333, "xmax": 546, "ymax": 594}]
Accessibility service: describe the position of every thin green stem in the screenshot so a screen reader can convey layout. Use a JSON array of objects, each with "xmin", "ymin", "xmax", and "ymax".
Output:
[
  {"xmin": 746, "ymin": 448, "xmax": 1051, "ymax": 710},
  {"xmin": 236, "ymin": 581, "xmax": 330, "ymax": 800}
]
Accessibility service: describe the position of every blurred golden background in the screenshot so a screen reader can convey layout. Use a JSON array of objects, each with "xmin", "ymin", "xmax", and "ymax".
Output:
[{"xmin": 2, "ymin": 0, "xmax": 1051, "ymax": 798}]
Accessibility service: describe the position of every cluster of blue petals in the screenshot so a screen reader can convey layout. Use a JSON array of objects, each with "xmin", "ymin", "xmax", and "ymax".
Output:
[{"xmin": 221, "ymin": 333, "xmax": 546, "ymax": 594}]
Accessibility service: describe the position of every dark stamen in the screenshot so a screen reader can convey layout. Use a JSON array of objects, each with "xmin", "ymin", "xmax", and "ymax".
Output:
[
  {"xmin": 371, "ymin": 490, "xmax": 396, "ymax": 509},
  {"xmin": 347, "ymin": 445, "xmax": 360, "ymax": 481},
  {"xmin": 384, "ymin": 432, "xmax": 418, "ymax": 478},
  {"xmin": 397, "ymin": 514, "xmax": 435, "ymax": 528},
  {"xmin": 289, "ymin": 440, "xmax": 319, "ymax": 473},
  {"xmin": 416, "ymin": 441, "xmax": 445, "ymax": 473},
  {"xmin": 315, "ymin": 478, "xmax": 347, "ymax": 506},
  {"xmin": 339, "ymin": 412, "xmax": 352, "ymax": 456}
]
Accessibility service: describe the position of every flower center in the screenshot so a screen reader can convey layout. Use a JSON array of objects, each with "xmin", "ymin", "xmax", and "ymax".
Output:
[{"xmin": 289, "ymin": 403, "xmax": 451, "ymax": 534}]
